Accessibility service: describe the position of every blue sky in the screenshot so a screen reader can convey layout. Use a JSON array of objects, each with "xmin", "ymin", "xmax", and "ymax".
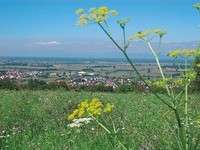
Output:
[{"xmin": 0, "ymin": 0, "xmax": 199, "ymax": 58}]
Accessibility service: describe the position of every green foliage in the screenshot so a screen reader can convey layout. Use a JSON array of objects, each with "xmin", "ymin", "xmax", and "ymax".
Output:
[
  {"xmin": 115, "ymin": 82, "xmax": 141, "ymax": 93},
  {"xmin": 0, "ymin": 90, "xmax": 199, "ymax": 149},
  {"xmin": 0, "ymin": 79, "xmax": 16, "ymax": 90}
]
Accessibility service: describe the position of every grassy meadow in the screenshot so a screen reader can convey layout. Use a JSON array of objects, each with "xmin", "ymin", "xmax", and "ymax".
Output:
[{"xmin": 0, "ymin": 90, "xmax": 199, "ymax": 149}]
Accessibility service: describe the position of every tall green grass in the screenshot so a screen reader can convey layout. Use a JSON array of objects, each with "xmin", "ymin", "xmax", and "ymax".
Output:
[{"xmin": 0, "ymin": 90, "xmax": 199, "ymax": 149}]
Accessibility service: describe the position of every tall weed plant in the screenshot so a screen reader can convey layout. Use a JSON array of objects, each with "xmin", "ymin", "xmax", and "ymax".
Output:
[{"xmin": 73, "ymin": 4, "xmax": 200, "ymax": 150}]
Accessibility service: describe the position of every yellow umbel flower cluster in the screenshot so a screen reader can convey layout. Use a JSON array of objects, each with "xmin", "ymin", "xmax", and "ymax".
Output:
[
  {"xmin": 128, "ymin": 29, "xmax": 166, "ymax": 40},
  {"xmin": 152, "ymin": 80, "xmax": 167, "ymax": 88},
  {"xmin": 168, "ymin": 49, "xmax": 197, "ymax": 58},
  {"xmin": 193, "ymin": 3, "xmax": 200, "ymax": 11},
  {"xmin": 154, "ymin": 29, "xmax": 167, "ymax": 38},
  {"xmin": 68, "ymin": 98, "xmax": 114, "ymax": 120},
  {"xmin": 75, "ymin": 7, "xmax": 118, "ymax": 25}
]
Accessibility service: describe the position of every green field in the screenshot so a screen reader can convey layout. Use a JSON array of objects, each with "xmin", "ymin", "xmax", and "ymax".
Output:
[{"xmin": 0, "ymin": 90, "xmax": 199, "ymax": 149}]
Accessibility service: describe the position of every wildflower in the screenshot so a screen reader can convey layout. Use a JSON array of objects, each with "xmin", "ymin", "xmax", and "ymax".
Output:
[
  {"xmin": 153, "ymin": 80, "xmax": 167, "ymax": 88},
  {"xmin": 77, "ymin": 19, "xmax": 87, "ymax": 26},
  {"xmin": 89, "ymin": 8, "xmax": 98, "ymax": 13},
  {"xmin": 174, "ymin": 78, "xmax": 184, "ymax": 86},
  {"xmin": 104, "ymin": 103, "xmax": 114, "ymax": 112},
  {"xmin": 188, "ymin": 72, "xmax": 197, "ymax": 81},
  {"xmin": 78, "ymin": 107, "xmax": 85, "ymax": 117},
  {"xmin": 109, "ymin": 10, "xmax": 118, "ymax": 16},
  {"xmin": 75, "ymin": 8, "xmax": 84, "ymax": 15},
  {"xmin": 117, "ymin": 18, "xmax": 130, "ymax": 29},
  {"xmin": 80, "ymin": 100, "xmax": 89, "ymax": 108},
  {"xmin": 196, "ymin": 63, "xmax": 200, "ymax": 68},
  {"xmin": 97, "ymin": 7, "xmax": 108, "ymax": 16},
  {"xmin": 145, "ymin": 29, "xmax": 152, "ymax": 35},
  {"xmin": 129, "ymin": 30, "xmax": 151, "ymax": 40},
  {"xmin": 88, "ymin": 14, "xmax": 96, "ymax": 20},
  {"xmin": 154, "ymin": 29, "xmax": 167, "ymax": 38},
  {"xmin": 67, "ymin": 117, "xmax": 93, "ymax": 128},
  {"xmin": 181, "ymin": 49, "xmax": 196, "ymax": 57},
  {"xmin": 68, "ymin": 98, "xmax": 114, "ymax": 120},
  {"xmin": 79, "ymin": 14, "xmax": 88, "ymax": 20},
  {"xmin": 168, "ymin": 50, "xmax": 181, "ymax": 58},
  {"xmin": 193, "ymin": 3, "xmax": 200, "ymax": 11},
  {"xmin": 168, "ymin": 49, "xmax": 197, "ymax": 58},
  {"xmin": 67, "ymin": 122, "xmax": 83, "ymax": 128},
  {"xmin": 73, "ymin": 117, "xmax": 93, "ymax": 124},
  {"xmin": 76, "ymin": 7, "xmax": 118, "ymax": 25},
  {"xmin": 95, "ymin": 16, "xmax": 106, "ymax": 23},
  {"xmin": 68, "ymin": 109, "xmax": 79, "ymax": 120}
]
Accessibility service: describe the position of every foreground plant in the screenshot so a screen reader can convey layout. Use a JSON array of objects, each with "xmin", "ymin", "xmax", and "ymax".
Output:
[
  {"xmin": 68, "ymin": 98, "xmax": 127, "ymax": 149},
  {"xmin": 75, "ymin": 5, "xmax": 200, "ymax": 150}
]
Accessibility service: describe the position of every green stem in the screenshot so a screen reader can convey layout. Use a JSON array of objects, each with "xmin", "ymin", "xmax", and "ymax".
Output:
[
  {"xmin": 123, "ymin": 51, "xmax": 175, "ymax": 110},
  {"xmin": 174, "ymin": 109, "xmax": 185, "ymax": 148},
  {"xmin": 147, "ymin": 41, "xmax": 171, "ymax": 97},
  {"xmin": 98, "ymin": 23, "xmax": 175, "ymax": 110},
  {"xmin": 92, "ymin": 116, "xmax": 111, "ymax": 134},
  {"xmin": 184, "ymin": 57, "xmax": 189, "ymax": 150},
  {"xmin": 122, "ymin": 28, "xmax": 126, "ymax": 50},
  {"xmin": 157, "ymin": 37, "xmax": 162, "ymax": 55},
  {"xmin": 98, "ymin": 23, "xmax": 124, "ymax": 52}
]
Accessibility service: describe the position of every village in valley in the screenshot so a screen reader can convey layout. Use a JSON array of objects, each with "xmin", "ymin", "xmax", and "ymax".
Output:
[{"xmin": 0, "ymin": 57, "xmax": 182, "ymax": 89}]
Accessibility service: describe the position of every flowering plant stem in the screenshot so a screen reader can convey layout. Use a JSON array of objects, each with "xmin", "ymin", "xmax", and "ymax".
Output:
[
  {"xmin": 92, "ymin": 116, "xmax": 127, "ymax": 149},
  {"xmin": 97, "ymin": 22, "xmax": 192, "ymax": 150},
  {"xmin": 184, "ymin": 56, "xmax": 189, "ymax": 150},
  {"xmin": 147, "ymin": 41, "xmax": 171, "ymax": 97}
]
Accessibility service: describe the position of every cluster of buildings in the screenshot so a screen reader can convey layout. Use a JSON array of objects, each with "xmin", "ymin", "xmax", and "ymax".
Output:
[
  {"xmin": 0, "ymin": 70, "xmax": 135, "ymax": 89},
  {"xmin": 0, "ymin": 70, "xmax": 42, "ymax": 80}
]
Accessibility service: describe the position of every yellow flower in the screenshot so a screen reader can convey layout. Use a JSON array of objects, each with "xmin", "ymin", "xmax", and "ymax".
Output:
[
  {"xmin": 78, "ymin": 107, "xmax": 85, "ymax": 117},
  {"xmin": 168, "ymin": 49, "xmax": 197, "ymax": 58},
  {"xmin": 193, "ymin": 3, "xmax": 200, "ymax": 10},
  {"xmin": 154, "ymin": 29, "xmax": 167, "ymax": 38},
  {"xmin": 196, "ymin": 63, "xmax": 200, "ymax": 68},
  {"xmin": 75, "ymin": 8, "xmax": 84, "ymax": 15},
  {"xmin": 109, "ymin": 9, "xmax": 118, "ymax": 15},
  {"xmin": 153, "ymin": 80, "xmax": 167, "ymax": 88},
  {"xmin": 68, "ymin": 98, "xmax": 114, "ymax": 120},
  {"xmin": 104, "ymin": 103, "xmax": 114, "ymax": 112},
  {"xmin": 168, "ymin": 50, "xmax": 181, "ymax": 58},
  {"xmin": 68, "ymin": 113, "xmax": 75, "ymax": 120},
  {"xmin": 117, "ymin": 18, "xmax": 130, "ymax": 29},
  {"xmin": 75, "ymin": 7, "xmax": 118, "ymax": 25},
  {"xmin": 145, "ymin": 29, "xmax": 152, "ymax": 35},
  {"xmin": 129, "ymin": 30, "xmax": 151, "ymax": 40},
  {"xmin": 68, "ymin": 109, "xmax": 79, "ymax": 120},
  {"xmin": 174, "ymin": 78, "xmax": 184, "ymax": 86},
  {"xmin": 77, "ymin": 19, "xmax": 88, "ymax": 26},
  {"xmin": 79, "ymin": 14, "xmax": 88, "ymax": 20},
  {"xmin": 181, "ymin": 49, "xmax": 196, "ymax": 57},
  {"xmin": 97, "ymin": 7, "xmax": 108, "ymax": 16},
  {"xmin": 80, "ymin": 100, "xmax": 89, "ymax": 108},
  {"xmin": 89, "ymin": 8, "xmax": 98, "ymax": 14},
  {"xmin": 91, "ymin": 98, "xmax": 99, "ymax": 104},
  {"xmin": 92, "ymin": 108, "xmax": 102, "ymax": 115},
  {"xmin": 95, "ymin": 16, "xmax": 106, "ymax": 23},
  {"xmin": 136, "ymin": 32, "xmax": 145, "ymax": 38},
  {"xmin": 188, "ymin": 72, "xmax": 197, "ymax": 80},
  {"xmin": 88, "ymin": 14, "xmax": 96, "ymax": 20}
]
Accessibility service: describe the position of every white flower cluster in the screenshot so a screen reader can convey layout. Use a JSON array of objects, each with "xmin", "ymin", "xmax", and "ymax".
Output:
[{"xmin": 67, "ymin": 117, "xmax": 93, "ymax": 128}]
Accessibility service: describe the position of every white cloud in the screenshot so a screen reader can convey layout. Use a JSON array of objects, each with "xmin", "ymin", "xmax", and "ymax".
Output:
[{"xmin": 32, "ymin": 41, "xmax": 60, "ymax": 46}]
